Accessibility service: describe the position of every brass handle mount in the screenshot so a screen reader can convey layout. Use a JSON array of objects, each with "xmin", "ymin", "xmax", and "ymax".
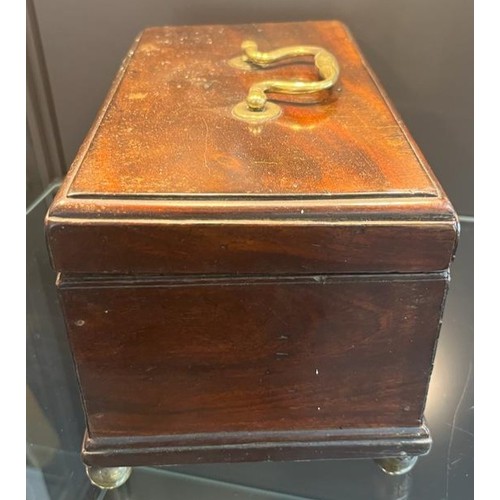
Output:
[{"xmin": 230, "ymin": 40, "xmax": 340, "ymax": 123}]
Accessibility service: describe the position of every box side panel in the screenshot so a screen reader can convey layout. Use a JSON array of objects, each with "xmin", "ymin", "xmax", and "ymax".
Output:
[
  {"xmin": 59, "ymin": 274, "xmax": 447, "ymax": 441},
  {"xmin": 47, "ymin": 220, "xmax": 457, "ymax": 275}
]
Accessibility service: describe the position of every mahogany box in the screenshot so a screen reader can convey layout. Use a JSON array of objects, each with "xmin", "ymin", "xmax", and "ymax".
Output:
[{"xmin": 45, "ymin": 20, "xmax": 458, "ymax": 488}]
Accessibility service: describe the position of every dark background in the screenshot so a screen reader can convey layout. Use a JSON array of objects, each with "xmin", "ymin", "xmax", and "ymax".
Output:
[{"xmin": 29, "ymin": 0, "xmax": 472, "ymax": 215}]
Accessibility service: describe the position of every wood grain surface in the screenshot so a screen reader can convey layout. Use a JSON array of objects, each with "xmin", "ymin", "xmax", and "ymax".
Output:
[
  {"xmin": 65, "ymin": 21, "xmax": 437, "ymax": 198},
  {"xmin": 48, "ymin": 220, "xmax": 457, "ymax": 275},
  {"xmin": 46, "ymin": 21, "xmax": 458, "ymax": 275},
  {"xmin": 47, "ymin": 21, "xmax": 458, "ymax": 467},
  {"xmin": 59, "ymin": 274, "xmax": 447, "ymax": 442},
  {"xmin": 82, "ymin": 425, "xmax": 432, "ymax": 467}
]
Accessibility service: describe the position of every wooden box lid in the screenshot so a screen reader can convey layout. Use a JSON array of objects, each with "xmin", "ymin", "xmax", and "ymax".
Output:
[{"xmin": 46, "ymin": 21, "xmax": 458, "ymax": 275}]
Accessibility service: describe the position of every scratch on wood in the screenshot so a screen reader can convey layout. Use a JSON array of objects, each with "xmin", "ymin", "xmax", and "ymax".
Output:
[
  {"xmin": 275, "ymin": 352, "xmax": 289, "ymax": 359},
  {"xmin": 445, "ymin": 362, "xmax": 472, "ymax": 498},
  {"xmin": 201, "ymin": 117, "xmax": 209, "ymax": 170}
]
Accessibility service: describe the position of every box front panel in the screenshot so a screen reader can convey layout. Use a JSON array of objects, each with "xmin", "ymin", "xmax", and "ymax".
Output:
[{"xmin": 60, "ymin": 274, "xmax": 446, "ymax": 440}]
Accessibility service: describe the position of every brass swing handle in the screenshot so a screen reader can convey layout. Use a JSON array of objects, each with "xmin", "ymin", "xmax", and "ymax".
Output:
[{"xmin": 232, "ymin": 40, "xmax": 340, "ymax": 122}]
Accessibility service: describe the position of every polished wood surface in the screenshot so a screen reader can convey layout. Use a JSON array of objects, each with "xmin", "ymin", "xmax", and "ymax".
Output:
[
  {"xmin": 49, "ymin": 221, "xmax": 456, "ymax": 275},
  {"xmin": 59, "ymin": 274, "xmax": 446, "ymax": 441},
  {"xmin": 46, "ymin": 21, "xmax": 457, "ymax": 275},
  {"xmin": 47, "ymin": 21, "xmax": 458, "ymax": 469},
  {"xmin": 65, "ymin": 21, "xmax": 439, "ymax": 198},
  {"xmin": 82, "ymin": 425, "xmax": 432, "ymax": 467}
]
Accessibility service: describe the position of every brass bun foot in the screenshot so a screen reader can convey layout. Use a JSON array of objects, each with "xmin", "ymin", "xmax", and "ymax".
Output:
[
  {"xmin": 375, "ymin": 456, "xmax": 419, "ymax": 475},
  {"xmin": 85, "ymin": 465, "xmax": 132, "ymax": 489}
]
